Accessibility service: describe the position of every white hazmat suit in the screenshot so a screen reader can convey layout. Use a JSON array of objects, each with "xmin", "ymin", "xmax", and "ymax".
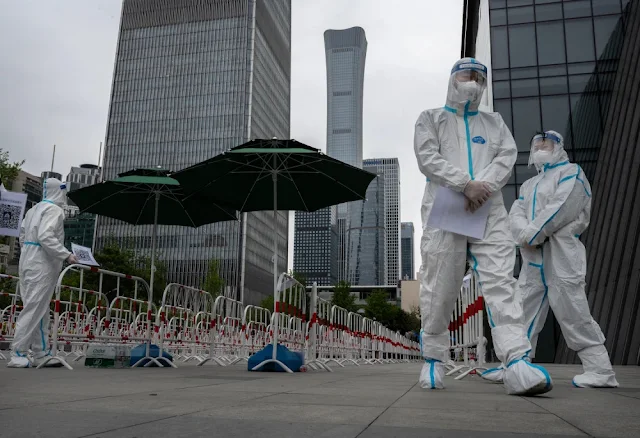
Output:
[
  {"xmin": 505, "ymin": 131, "xmax": 616, "ymax": 388},
  {"xmin": 8, "ymin": 178, "xmax": 74, "ymax": 368},
  {"xmin": 415, "ymin": 58, "xmax": 552, "ymax": 395}
]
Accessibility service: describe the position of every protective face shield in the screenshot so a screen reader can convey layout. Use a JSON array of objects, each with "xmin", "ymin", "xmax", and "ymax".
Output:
[
  {"xmin": 447, "ymin": 58, "xmax": 488, "ymax": 109},
  {"xmin": 528, "ymin": 131, "xmax": 565, "ymax": 169}
]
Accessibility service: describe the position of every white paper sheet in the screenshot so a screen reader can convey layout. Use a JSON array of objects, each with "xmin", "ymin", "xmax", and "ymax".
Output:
[
  {"xmin": 71, "ymin": 243, "xmax": 100, "ymax": 266},
  {"xmin": 427, "ymin": 186, "xmax": 491, "ymax": 240},
  {"xmin": 0, "ymin": 191, "xmax": 27, "ymax": 238}
]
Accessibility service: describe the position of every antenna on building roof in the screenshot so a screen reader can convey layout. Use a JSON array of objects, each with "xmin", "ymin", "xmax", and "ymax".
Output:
[{"xmin": 51, "ymin": 144, "xmax": 56, "ymax": 172}]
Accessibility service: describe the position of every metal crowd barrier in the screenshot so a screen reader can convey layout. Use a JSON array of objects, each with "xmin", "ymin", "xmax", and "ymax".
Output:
[
  {"xmin": 2, "ymin": 268, "xmax": 422, "ymax": 371},
  {"xmin": 445, "ymin": 273, "xmax": 487, "ymax": 379}
]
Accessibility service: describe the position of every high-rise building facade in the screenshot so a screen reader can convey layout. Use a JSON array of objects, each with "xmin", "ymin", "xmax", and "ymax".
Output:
[
  {"xmin": 293, "ymin": 26, "xmax": 367, "ymax": 285},
  {"xmin": 325, "ymin": 27, "xmax": 367, "ymax": 281},
  {"xmin": 363, "ymin": 158, "xmax": 400, "ymax": 286},
  {"xmin": 292, "ymin": 208, "xmax": 337, "ymax": 286},
  {"xmin": 348, "ymin": 168, "xmax": 385, "ymax": 286},
  {"xmin": 463, "ymin": 0, "xmax": 638, "ymax": 364},
  {"xmin": 97, "ymin": 0, "xmax": 291, "ymax": 304},
  {"xmin": 66, "ymin": 164, "xmax": 101, "ymax": 193},
  {"xmin": 401, "ymin": 222, "xmax": 415, "ymax": 281}
]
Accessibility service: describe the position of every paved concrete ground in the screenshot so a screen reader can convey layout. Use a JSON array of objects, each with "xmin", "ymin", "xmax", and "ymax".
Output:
[{"xmin": 0, "ymin": 361, "xmax": 638, "ymax": 437}]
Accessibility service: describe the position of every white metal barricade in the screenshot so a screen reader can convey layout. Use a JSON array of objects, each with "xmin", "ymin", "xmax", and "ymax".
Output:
[
  {"xmin": 0, "ymin": 274, "xmax": 21, "ymax": 360},
  {"xmin": 155, "ymin": 284, "xmax": 215, "ymax": 364},
  {"xmin": 198, "ymin": 295, "xmax": 243, "ymax": 366},
  {"xmin": 304, "ymin": 283, "xmax": 332, "ymax": 371},
  {"xmin": 249, "ymin": 273, "xmax": 307, "ymax": 373},
  {"xmin": 38, "ymin": 264, "xmax": 163, "ymax": 370},
  {"xmin": 445, "ymin": 272, "xmax": 487, "ymax": 379}
]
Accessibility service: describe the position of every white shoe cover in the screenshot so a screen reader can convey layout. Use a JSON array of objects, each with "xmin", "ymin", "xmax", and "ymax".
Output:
[
  {"xmin": 480, "ymin": 365, "xmax": 504, "ymax": 383},
  {"xmin": 7, "ymin": 354, "xmax": 31, "ymax": 368},
  {"xmin": 573, "ymin": 345, "xmax": 618, "ymax": 388},
  {"xmin": 503, "ymin": 359, "xmax": 553, "ymax": 396},
  {"xmin": 419, "ymin": 359, "xmax": 445, "ymax": 389},
  {"xmin": 573, "ymin": 372, "xmax": 619, "ymax": 388}
]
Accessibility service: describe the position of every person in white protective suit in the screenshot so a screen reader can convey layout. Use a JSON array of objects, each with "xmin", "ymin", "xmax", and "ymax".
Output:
[
  {"xmin": 480, "ymin": 131, "xmax": 618, "ymax": 388},
  {"xmin": 7, "ymin": 178, "xmax": 78, "ymax": 368},
  {"xmin": 414, "ymin": 58, "xmax": 552, "ymax": 395}
]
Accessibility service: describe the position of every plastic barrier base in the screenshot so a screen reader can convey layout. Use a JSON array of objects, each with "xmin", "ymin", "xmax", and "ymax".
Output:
[
  {"xmin": 129, "ymin": 344, "xmax": 173, "ymax": 367},
  {"xmin": 248, "ymin": 344, "xmax": 303, "ymax": 372}
]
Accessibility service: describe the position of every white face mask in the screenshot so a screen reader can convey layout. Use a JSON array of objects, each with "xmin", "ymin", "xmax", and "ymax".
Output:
[
  {"xmin": 456, "ymin": 81, "xmax": 482, "ymax": 101},
  {"xmin": 532, "ymin": 150, "xmax": 554, "ymax": 166}
]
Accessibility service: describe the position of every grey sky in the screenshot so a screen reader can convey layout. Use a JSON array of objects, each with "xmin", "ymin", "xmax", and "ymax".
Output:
[{"xmin": 1, "ymin": 0, "xmax": 463, "ymax": 276}]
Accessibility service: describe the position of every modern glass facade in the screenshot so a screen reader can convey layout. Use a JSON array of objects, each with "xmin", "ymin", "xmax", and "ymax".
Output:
[
  {"xmin": 363, "ymin": 158, "xmax": 401, "ymax": 286},
  {"xmin": 463, "ymin": 0, "xmax": 638, "ymax": 364},
  {"xmin": 292, "ymin": 207, "xmax": 337, "ymax": 286},
  {"xmin": 484, "ymin": 0, "xmax": 630, "ymax": 212},
  {"xmin": 293, "ymin": 26, "xmax": 367, "ymax": 285},
  {"xmin": 97, "ymin": 0, "xmax": 291, "ymax": 304},
  {"xmin": 325, "ymin": 27, "xmax": 367, "ymax": 282},
  {"xmin": 348, "ymin": 168, "xmax": 385, "ymax": 286},
  {"xmin": 401, "ymin": 222, "xmax": 415, "ymax": 281}
]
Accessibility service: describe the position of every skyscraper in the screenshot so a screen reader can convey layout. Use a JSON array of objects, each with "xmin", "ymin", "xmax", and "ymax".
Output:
[
  {"xmin": 363, "ymin": 158, "xmax": 400, "ymax": 286},
  {"xmin": 462, "ymin": 0, "xmax": 638, "ymax": 364},
  {"xmin": 348, "ymin": 168, "xmax": 385, "ymax": 286},
  {"xmin": 292, "ymin": 208, "xmax": 337, "ymax": 286},
  {"xmin": 293, "ymin": 26, "xmax": 367, "ymax": 285},
  {"xmin": 97, "ymin": 0, "xmax": 291, "ymax": 304},
  {"xmin": 401, "ymin": 222, "xmax": 415, "ymax": 281}
]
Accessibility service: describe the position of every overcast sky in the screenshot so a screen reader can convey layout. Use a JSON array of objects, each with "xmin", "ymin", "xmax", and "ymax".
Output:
[{"xmin": 1, "ymin": 0, "xmax": 463, "ymax": 275}]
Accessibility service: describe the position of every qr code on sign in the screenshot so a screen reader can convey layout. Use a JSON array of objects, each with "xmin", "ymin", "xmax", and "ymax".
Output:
[
  {"xmin": 0, "ymin": 205, "xmax": 21, "ymax": 230},
  {"xmin": 75, "ymin": 249, "xmax": 92, "ymax": 261}
]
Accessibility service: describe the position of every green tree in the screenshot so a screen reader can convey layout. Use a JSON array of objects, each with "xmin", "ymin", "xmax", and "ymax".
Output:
[
  {"xmin": 331, "ymin": 280, "xmax": 358, "ymax": 312},
  {"xmin": 0, "ymin": 148, "xmax": 25, "ymax": 190},
  {"xmin": 365, "ymin": 289, "xmax": 396, "ymax": 326},
  {"xmin": 201, "ymin": 259, "xmax": 224, "ymax": 297},
  {"xmin": 260, "ymin": 294, "xmax": 274, "ymax": 312}
]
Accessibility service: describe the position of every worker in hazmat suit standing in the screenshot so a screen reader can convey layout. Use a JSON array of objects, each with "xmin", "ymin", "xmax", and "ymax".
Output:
[
  {"xmin": 7, "ymin": 178, "xmax": 78, "ymax": 368},
  {"xmin": 480, "ymin": 130, "xmax": 618, "ymax": 388},
  {"xmin": 414, "ymin": 58, "xmax": 552, "ymax": 395}
]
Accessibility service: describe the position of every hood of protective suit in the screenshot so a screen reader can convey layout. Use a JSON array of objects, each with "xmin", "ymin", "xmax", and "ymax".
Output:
[
  {"xmin": 42, "ymin": 178, "xmax": 68, "ymax": 207},
  {"xmin": 528, "ymin": 130, "xmax": 570, "ymax": 172},
  {"xmin": 445, "ymin": 58, "xmax": 488, "ymax": 114}
]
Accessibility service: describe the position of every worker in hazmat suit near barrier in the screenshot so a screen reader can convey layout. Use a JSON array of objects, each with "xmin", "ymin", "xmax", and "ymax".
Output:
[
  {"xmin": 480, "ymin": 131, "xmax": 618, "ymax": 388},
  {"xmin": 7, "ymin": 178, "xmax": 78, "ymax": 368},
  {"xmin": 414, "ymin": 58, "xmax": 552, "ymax": 395}
]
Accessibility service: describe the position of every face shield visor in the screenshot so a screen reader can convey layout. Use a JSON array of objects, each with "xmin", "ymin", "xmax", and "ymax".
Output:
[{"xmin": 528, "ymin": 132, "xmax": 562, "ymax": 168}]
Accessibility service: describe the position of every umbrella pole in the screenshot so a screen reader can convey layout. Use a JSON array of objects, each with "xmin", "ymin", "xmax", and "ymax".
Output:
[
  {"xmin": 272, "ymin": 169, "xmax": 279, "ymax": 361},
  {"xmin": 252, "ymin": 167, "xmax": 292, "ymax": 372},
  {"xmin": 133, "ymin": 191, "xmax": 174, "ymax": 368}
]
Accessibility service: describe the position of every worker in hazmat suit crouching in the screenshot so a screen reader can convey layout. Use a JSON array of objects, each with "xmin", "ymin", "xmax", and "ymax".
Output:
[
  {"xmin": 7, "ymin": 178, "xmax": 78, "ymax": 368},
  {"xmin": 414, "ymin": 58, "xmax": 552, "ymax": 396}
]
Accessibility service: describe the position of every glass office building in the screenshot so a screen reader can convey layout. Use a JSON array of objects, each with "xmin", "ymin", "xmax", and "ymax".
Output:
[
  {"xmin": 401, "ymin": 222, "xmax": 415, "ymax": 281},
  {"xmin": 463, "ymin": 0, "xmax": 639, "ymax": 364},
  {"xmin": 293, "ymin": 26, "xmax": 367, "ymax": 285},
  {"xmin": 347, "ymin": 168, "xmax": 385, "ymax": 286},
  {"xmin": 97, "ymin": 0, "xmax": 291, "ymax": 304},
  {"xmin": 363, "ymin": 158, "xmax": 400, "ymax": 286},
  {"xmin": 293, "ymin": 208, "xmax": 337, "ymax": 286}
]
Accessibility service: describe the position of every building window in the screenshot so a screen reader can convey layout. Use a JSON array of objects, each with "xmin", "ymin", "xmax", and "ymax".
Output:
[
  {"xmin": 565, "ymin": 19, "xmax": 596, "ymax": 63},
  {"xmin": 509, "ymin": 24, "xmax": 537, "ymax": 68},
  {"xmin": 536, "ymin": 21, "xmax": 566, "ymax": 65}
]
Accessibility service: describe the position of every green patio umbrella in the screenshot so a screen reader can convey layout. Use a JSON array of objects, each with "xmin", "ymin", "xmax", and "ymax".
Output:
[
  {"xmin": 67, "ymin": 167, "xmax": 237, "ymax": 367},
  {"xmin": 172, "ymin": 138, "xmax": 378, "ymax": 301}
]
